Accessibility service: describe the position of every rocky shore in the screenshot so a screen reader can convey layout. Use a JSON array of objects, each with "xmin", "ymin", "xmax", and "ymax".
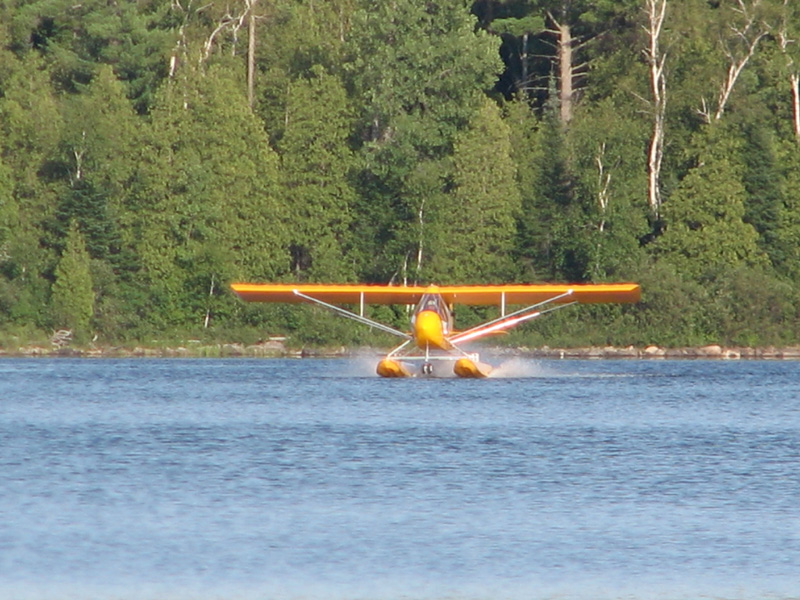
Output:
[
  {"xmin": 4, "ymin": 339, "xmax": 800, "ymax": 360},
  {"xmin": 516, "ymin": 344, "xmax": 800, "ymax": 360}
]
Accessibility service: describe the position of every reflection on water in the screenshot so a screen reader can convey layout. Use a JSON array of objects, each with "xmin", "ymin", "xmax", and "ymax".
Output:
[{"xmin": 2, "ymin": 358, "xmax": 800, "ymax": 600}]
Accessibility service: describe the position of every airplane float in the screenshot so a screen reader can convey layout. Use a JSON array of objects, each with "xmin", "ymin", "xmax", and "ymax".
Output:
[{"xmin": 230, "ymin": 283, "xmax": 641, "ymax": 378}]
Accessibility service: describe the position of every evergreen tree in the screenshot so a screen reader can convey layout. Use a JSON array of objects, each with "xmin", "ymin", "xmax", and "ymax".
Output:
[
  {"xmin": 654, "ymin": 129, "xmax": 768, "ymax": 278},
  {"xmin": 475, "ymin": 0, "xmax": 639, "ymax": 121},
  {"xmin": 567, "ymin": 98, "xmax": 650, "ymax": 280},
  {"xmin": 426, "ymin": 98, "xmax": 520, "ymax": 283},
  {"xmin": 51, "ymin": 221, "xmax": 94, "ymax": 341},
  {"xmin": 51, "ymin": 66, "xmax": 137, "ymax": 266},
  {"xmin": 774, "ymin": 139, "xmax": 800, "ymax": 280},
  {"xmin": 7, "ymin": 0, "xmax": 174, "ymax": 111},
  {"xmin": 515, "ymin": 90, "xmax": 578, "ymax": 280},
  {"xmin": 279, "ymin": 66, "xmax": 356, "ymax": 282},
  {"xmin": 739, "ymin": 121, "xmax": 785, "ymax": 269},
  {"xmin": 255, "ymin": 0, "xmax": 357, "ymax": 144},
  {"xmin": 130, "ymin": 63, "xmax": 288, "ymax": 328},
  {"xmin": 504, "ymin": 97, "xmax": 545, "ymax": 281},
  {"xmin": 0, "ymin": 156, "xmax": 14, "ymax": 252},
  {"xmin": 0, "ymin": 54, "xmax": 64, "ymax": 327}
]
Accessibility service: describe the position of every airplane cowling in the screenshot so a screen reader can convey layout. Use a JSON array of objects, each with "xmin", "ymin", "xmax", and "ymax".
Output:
[
  {"xmin": 453, "ymin": 358, "xmax": 492, "ymax": 378},
  {"xmin": 414, "ymin": 310, "xmax": 451, "ymax": 350}
]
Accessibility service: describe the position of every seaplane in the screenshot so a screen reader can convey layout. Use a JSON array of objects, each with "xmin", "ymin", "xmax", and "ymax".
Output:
[{"xmin": 230, "ymin": 282, "xmax": 641, "ymax": 378}]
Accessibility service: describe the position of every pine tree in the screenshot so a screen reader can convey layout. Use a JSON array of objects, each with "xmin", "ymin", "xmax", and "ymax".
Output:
[
  {"xmin": 0, "ymin": 156, "xmax": 14, "ymax": 252},
  {"xmin": 51, "ymin": 221, "xmax": 94, "ymax": 342},
  {"xmin": 6, "ymin": 0, "xmax": 174, "ymax": 112},
  {"xmin": 0, "ymin": 54, "xmax": 65, "ymax": 327},
  {"xmin": 515, "ymin": 90, "xmax": 578, "ymax": 281}
]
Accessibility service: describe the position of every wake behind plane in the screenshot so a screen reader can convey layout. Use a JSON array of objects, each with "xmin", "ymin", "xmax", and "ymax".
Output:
[{"xmin": 231, "ymin": 283, "xmax": 641, "ymax": 378}]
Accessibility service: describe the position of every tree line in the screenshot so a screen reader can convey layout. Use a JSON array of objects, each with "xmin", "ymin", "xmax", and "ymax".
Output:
[{"xmin": 2, "ymin": 0, "xmax": 800, "ymax": 348}]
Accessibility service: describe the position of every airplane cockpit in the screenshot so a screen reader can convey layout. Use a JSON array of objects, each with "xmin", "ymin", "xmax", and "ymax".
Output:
[{"xmin": 412, "ymin": 293, "xmax": 453, "ymax": 335}]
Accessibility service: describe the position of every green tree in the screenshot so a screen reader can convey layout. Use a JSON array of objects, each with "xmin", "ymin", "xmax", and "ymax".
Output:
[
  {"xmin": 53, "ymin": 66, "xmax": 138, "ymax": 266},
  {"xmin": 426, "ymin": 98, "xmax": 520, "ymax": 283},
  {"xmin": 278, "ymin": 66, "xmax": 356, "ymax": 282},
  {"xmin": 0, "ymin": 54, "xmax": 64, "ymax": 327},
  {"xmin": 8, "ymin": 0, "xmax": 175, "ymax": 111},
  {"xmin": 347, "ymin": 0, "xmax": 502, "ymax": 281},
  {"xmin": 130, "ymin": 63, "xmax": 288, "ymax": 329},
  {"xmin": 515, "ymin": 92, "xmax": 579, "ymax": 280},
  {"xmin": 474, "ymin": 0, "xmax": 639, "ymax": 122},
  {"xmin": 51, "ymin": 221, "xmax": 94, "ymax": 341},
  {"xmin": 774, "ymin": 139, "xmax": 800, "ymax": 280},
  {"xmin": 654, "ymin": 129, "xmax": 768, "ymax": 278},
  {"xmin": 567, "ymin": 98, "xmax": 649, "ymax": 279},
  {"xmin": 0, "ymin": 156, "xmax": 14, "ymax": 251},
  {"xmin": 255, "ymin": 0, "xmax": 357, "ymax": 144},
  {"xmin": 739, "ymin": 121, "xmax": 785, "ymax": 269}
]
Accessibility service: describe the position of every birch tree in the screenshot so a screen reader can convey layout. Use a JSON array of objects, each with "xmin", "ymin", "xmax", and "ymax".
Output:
[
  {"xmin": 699, "ymin": 0, "xmax": 771, "ymax": 123},
  {"xmin": 643, "ymin": 0, "xmax": 668, "ymax": 217},
  {"xmin": 777, "ymin": 0, "xmax": 800, "ymax": 140}
]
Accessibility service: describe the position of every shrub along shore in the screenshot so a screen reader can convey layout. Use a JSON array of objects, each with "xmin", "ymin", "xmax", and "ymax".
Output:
[{"xmin": 4, "ymin": 341, "xmax": 800, "ymax": 360}]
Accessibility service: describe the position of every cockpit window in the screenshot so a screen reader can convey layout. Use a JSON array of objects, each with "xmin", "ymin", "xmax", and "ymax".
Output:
[{"xmin": 417, "ymin": 293, "xmax": 447, "ymax": 316}]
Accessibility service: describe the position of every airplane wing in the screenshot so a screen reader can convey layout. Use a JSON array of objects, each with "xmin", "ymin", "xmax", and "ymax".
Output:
[{"xmin": 230, "ymin": 283, "xmax": 641, "ymax": 305}]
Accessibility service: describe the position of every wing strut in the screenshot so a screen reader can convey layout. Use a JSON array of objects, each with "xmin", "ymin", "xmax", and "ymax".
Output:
[
  {"xmin": 292, "ymin": 290, "xmax": 411, "ymax": 340},
  {"xmin": 450, "ymin": 290, "xmax": 576, "ymax": 345}
]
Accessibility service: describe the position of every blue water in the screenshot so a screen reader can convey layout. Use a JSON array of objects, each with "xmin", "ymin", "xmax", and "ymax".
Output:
[{"xmin": 1, "ymin": 358, "xmax": 800, "ymax": 600}]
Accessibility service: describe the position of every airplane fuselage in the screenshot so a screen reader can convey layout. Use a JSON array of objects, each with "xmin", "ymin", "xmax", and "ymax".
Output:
[
  {"xmin": 412, "ymin": 310, "xmax": 451, "ymax": 350},
  {"xmin": 410, "ymin": 291, "xmax": 454, "ymax": 351}
]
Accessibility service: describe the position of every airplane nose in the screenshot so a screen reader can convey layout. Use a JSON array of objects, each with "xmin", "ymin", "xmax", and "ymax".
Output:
[{"xmin": 414, "ymin": 310, "xmax": 450, "ymax": 350}]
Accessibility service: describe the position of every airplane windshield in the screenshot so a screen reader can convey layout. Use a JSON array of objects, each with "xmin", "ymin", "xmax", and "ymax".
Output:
[{"xmin": 417, "ymin": 293, "xmax": 447, "ymax": 316}]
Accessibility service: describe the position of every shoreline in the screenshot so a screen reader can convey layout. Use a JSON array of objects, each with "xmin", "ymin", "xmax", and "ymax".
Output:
[{"xmin": 3, "ymin": 342, "xmax": 800, "ymax": 360}]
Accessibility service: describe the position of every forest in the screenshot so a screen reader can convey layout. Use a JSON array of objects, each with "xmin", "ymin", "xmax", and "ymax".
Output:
[{"xmin": 2, "ymin": 0, "xmax": 800, "ymax": 350}]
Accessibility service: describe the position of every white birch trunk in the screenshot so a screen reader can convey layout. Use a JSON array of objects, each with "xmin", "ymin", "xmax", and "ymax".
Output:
[
  {"xmin": 778, "ymin": 0, "xmax": 800, "ymax": 141},
  {"xmin": 700, "ymin": 0, "xmax": 768, "ymax": 123},
  {"xmin": 792, "ymin": 74, "xmax": 800, "ymax": 140},
  {"xmin": 644, "ymin": 0, "xmax": 667, "ymax": 217},
  {"xmin": 247, "ymin": 0, "xmax": 257, "ymax": 109},
  {"xmin": 596, "ymin": 143, "xmax": 611, "ymax": 233},
  {"xmin": 557, "ymin": 21, "xmax": 574, "ymax": 125}
]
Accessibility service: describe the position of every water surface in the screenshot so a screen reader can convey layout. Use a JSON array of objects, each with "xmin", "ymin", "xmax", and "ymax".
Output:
[{"xmin": 1, "ymin": 358, "xmax": 799, "ymax": 599}]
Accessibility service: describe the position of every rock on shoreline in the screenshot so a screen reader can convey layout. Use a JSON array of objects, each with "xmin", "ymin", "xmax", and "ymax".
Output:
[
  {"xmin": 518, "ymin": 344, "xmax": 800, "ymax": 360},
  {"xmin": 3, "ymin": 341, "xmax": 800, "ymax": 360}
]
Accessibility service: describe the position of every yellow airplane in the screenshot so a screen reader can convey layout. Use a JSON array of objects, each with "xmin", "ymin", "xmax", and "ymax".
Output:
[{"xmin": 230, "ymin": 282, "xmax": 641, "ymax": 378}]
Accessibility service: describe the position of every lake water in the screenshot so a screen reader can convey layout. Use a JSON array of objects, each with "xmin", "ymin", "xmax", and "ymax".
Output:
[{"xmin": 1, "ymin": 357, "xmax": 799, "ymax": 600}]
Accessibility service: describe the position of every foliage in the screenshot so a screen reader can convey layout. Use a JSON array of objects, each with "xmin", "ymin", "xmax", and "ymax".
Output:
[
  {"xmin": 279, "ymin": 66, "xmax": 357, "ymax": 281},
  {"xmin": 1, "ymin": 0, "xmax": 800, "ymax": 349},
  {"xmin": 654, "ymin": 127, "xmax": 768, "ymax": 279},
  {"xmin": 426, "ymin": 97, "xmax": 520, "ymax": 283},
  {"xmin": 51, "ymin": 221, "xmax": 94, "ymax": 341}
]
